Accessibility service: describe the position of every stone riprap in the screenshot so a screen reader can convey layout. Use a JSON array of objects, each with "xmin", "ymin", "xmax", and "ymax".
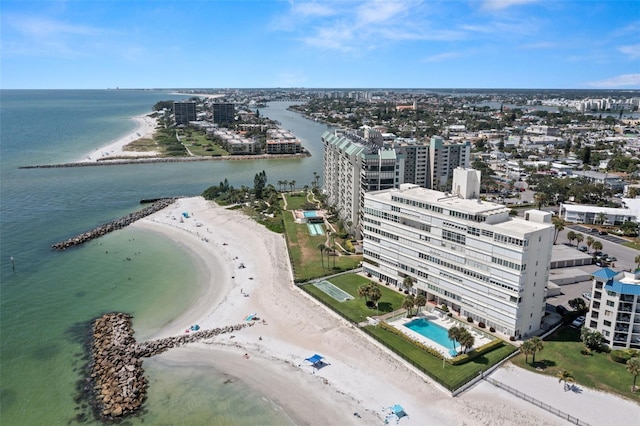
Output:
[
  {"xmin": 52, "ymin": 198, "xmax": 177, "ymax": 250},
  {"xmin": 88, "ymin": 312, "xmax": 253, "ymax": 422}
]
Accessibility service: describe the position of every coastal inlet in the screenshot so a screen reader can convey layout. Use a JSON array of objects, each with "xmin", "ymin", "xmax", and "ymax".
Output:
[
  {"xmin": 86, "ymin": 312, "xmax": 254, "ymax": 422},
  {"xmin": 52, "ymin": 198, "xmax": 178, "ymax": 250}
]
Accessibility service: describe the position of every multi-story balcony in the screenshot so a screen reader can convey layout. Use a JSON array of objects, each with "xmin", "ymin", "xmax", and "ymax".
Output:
[
  {"xmin": 615, "ymin": 324, "xmax": 629, "ymax": 332},
  {"xmin": 620, "ymin": 295, "xmax": 635, "ymax": 303},
  {"xmin": 613, "ymin": 333, "xmax": 628, "ymax": 342},
  {"xmin": 617, "ymin": 314, "xmax": 631, "ymax": 322}
]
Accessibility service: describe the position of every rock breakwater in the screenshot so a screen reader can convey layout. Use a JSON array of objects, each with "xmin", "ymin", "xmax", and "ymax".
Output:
[
  {"xmin": 90, "ymin": 313, "xmax": 146, "ymax": 421},
  {"xmin": 52, "ymin": 198, "xmax": 177, "ymax": 250},
  {"xmin": 88, "ymin": 312, "xmax": 253, "ymax": 422}
]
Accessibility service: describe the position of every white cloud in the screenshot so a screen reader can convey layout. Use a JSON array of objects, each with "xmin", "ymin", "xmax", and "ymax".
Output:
[
  {"xmin": 356, "ymin": 0, "xmax": 409, "ymax": 25},
  {"xmin": 422, "ymin": 51, "xmax": 462, "ymax": 62},
  {"xmin": 291, "ymin": 2, "xmax": 335, "ymax": 17},
  {"xmin": 587, "ymin": 74, "xmax": 640, "ymax": 88},
  {"xmin": 7, "ymin": 15, "xmax": 99, "ymax": 38},
  {"xmin": 520, "ymin": 41, "xmax": 557, "ymax": 49},
  {"xmin": 618, "ymin": 44, "xmax": 640, "ymax": 60},
  {"xmin": 481, "ymin": 0, "xmax": 540, "ymax": 11}
]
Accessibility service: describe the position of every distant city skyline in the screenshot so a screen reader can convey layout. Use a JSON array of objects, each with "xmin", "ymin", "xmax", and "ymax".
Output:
[{"xmin": 1, "ymin": 0, "xmax": 639, "ymax": 90}]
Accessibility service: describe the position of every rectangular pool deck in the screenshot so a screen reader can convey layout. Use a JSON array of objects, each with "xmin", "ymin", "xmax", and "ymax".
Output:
[{"xmin": 388, "ymin": 312, "xmax": 493, "ymax": 359}]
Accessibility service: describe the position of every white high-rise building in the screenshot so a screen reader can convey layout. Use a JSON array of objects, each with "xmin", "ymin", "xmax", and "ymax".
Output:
[{"xmin": 361, "ymin": 169, "xmax": 554, "ymax": 338}]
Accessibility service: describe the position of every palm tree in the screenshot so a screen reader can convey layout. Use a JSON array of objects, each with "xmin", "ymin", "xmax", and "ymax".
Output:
[
  {"xmin": 358, "ymin": 282, "xmax": 372, "ymax": 303},
  {"xmin": 557, "ymin": 370, "xmax": 575, "ymax": 391},
  {"xmin": 534, "ymin": 192, "xmax": 548, "ymax": 210},
  {"xmin": 458, "ymin": 330, "xmax": 475, "ymax": 353},
  {"xmin": 282, "ymin": 180, "xmax": 289, "ymax": 193},
  {"xmin": 595, "ymin": 212, "xmax": 607, "ymax": 225},
  {"xmin": 586, "ymin": 236, "xmax": 595, "ymax": 253},
  {"xmin": 277, "ymin": 180, "xmax": 284, "ymax": 192},
  {"xmin": 402, "ymin": 295, "xmax": 415, "ymax": 317},
  {"xmin": 448, "ymin": 326, "xmax": 462, "ymax": 352},
  {"xmin": 626, "ymin": 357, "xmax": 640, "ymax": 392},
  {"xmin": 521, "ymin": 340, "xmax": 534, "ymax": 364},
  {"xmin": 403, "ymin": 276, "xmax": 415, "ymax": 294},
  {"xmin": 635, "ymin": 254, "xmax": 640, "ymax": 270},
  {"xmin": 369, "ymin": 285, "xmax": 382, "ymax": 311},
  {"xmin": 530, "ymin": 336, "xmax": 544, "ymax": 363},
  {"xmin": 317, "ymin": 244, "xmax": 325, "ymax": 269},
  {"xmin": 567, "ymin": 230, "xmax": 576, "ymax": 246},
  {"xmin": 575, "ymin": 233, "xmax": 584, "ymax": 249},
  {"xmin": 592, "ymin": 240, "xmax": 603, "ymax": 254},
  {"xmin": 290, "ymin": 180, "xmax": 296, "ymax": 193},
  {"xmin": 552, "ymin": 216, "xmax": 565, "ymax": 245},
  {"xmin": 415, "ymin": 294, "xmax": 426, "ymax": 313}
]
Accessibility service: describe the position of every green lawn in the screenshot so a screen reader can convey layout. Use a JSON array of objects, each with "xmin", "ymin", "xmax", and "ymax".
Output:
[
  {"xmin": 283, "ymin": 204, "xmax": 361, "ymax": 282},
  {"xmin": 179, "ymin": 130, "xmax": 229, "ymax": 156},
  {"xmin": 299, "ymin": 273, "xmax": 517, "ymax": 391},
  {"xmin": 301, "ymin": 274, "xmax": 405, "ymax": 323},
  {"xmin": 511, "ymin": 327, "xmax": 640, "ymax": 402},
  {"xmin": 282, "ymin": 192, "xmax": 315, "ymax": 210},
  {"xmin": 364, "ymin": 325, "xmax": 517, "ymax": 391}
]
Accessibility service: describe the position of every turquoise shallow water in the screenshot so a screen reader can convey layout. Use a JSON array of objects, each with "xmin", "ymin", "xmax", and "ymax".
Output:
[{"xmin": 0, "ymin": 90, "xmax": 331, "ymax": 425}]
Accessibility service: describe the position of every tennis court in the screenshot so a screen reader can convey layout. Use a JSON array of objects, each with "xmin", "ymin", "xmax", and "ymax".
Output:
[
  {"xmin": 307, "ymin": 223, "xmax": 324, "ymax": 236},
  {"xmin": 313, "ymin": 280, "xmax": 354, "ymax": 302}
]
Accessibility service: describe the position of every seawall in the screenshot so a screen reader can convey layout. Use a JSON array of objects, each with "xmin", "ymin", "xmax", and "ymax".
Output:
[{"xmin": 20, "ymin": 152, "xmax": 311, "ymax": 169}]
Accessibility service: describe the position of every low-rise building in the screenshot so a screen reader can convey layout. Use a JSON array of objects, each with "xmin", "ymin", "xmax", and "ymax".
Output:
[
  {"xmin": 558, "ymin": 203, "xmax": 636, "ymax": 225},
  {"xmin": 586, "ymin": 268, "xmax": 640, "ymax": 349}
]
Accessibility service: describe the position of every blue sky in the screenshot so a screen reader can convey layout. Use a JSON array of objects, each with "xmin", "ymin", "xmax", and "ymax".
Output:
[{"xmin": 1, "ymin": 0, "xmax": 639, "ymax": 89}]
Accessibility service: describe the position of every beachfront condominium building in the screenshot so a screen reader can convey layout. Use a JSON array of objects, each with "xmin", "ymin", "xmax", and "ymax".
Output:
[
  {"xmin": 322, "ymin": 130, "xmax": 403, "ymax": 238},
  {"xmin": 394, "ymin": 137, "xmax": 470, "ymax": 190},
  {"xmin": 585, "ymin": 268, "xmax": 640, "ymax": 350},
  {"xmin": 212, "ymin": 103, "xmax": 235, "ymax": 126},
  {"xmin": 322, "ymin": 130, "xmax": 470, "ymax": 238},
  {"xmin": 361, "ymin": 168, "xmax": 554, "ymax": 338},
  {"xmin": 173, "ymin": 101, "xmax": 197, "ymax": 125}
]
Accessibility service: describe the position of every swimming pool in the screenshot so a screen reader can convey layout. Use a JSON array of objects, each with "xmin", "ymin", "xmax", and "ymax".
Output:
[
  {"xmin": 404, "ymin": 318, "xmax": 456, "ymax": 348},
  {"xmin": 303, "ymin": 211, "xmax": 318, "ymax": 218}
]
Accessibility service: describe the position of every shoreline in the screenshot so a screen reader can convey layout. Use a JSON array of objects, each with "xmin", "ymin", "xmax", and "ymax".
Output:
[
  {"xmin": 127, "ymin": 196, "xmax": 620, "ymax": 425},
  {"xmin": 80, "ymin": 114, "xmax": 159, "ymax": 162}
]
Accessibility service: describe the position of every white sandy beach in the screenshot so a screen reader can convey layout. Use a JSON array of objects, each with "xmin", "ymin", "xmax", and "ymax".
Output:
[
  {"xmin": 131, "ymin": 197, "xmax": 639, "ymax": 425},
  {"xmin": 82, "ymin": 114, "xmax": 159, "ymax": 162}
]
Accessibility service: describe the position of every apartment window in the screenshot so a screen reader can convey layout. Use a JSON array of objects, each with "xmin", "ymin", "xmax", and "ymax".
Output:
[
  {"xmin": 603, "ymin": 320, "xmax": 611, "ymax": 327},
  {"xmin": 606, "ymin": 300, "xmax": 615, "ymax": 307}
]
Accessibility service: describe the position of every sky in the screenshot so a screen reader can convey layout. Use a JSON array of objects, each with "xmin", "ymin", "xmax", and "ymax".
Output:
[{"xmin": 1, "ymin": 0, "xmax": 639, "ymax": 89}]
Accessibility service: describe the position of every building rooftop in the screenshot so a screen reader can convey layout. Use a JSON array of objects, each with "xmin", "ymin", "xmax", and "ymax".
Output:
[{"xmin": 370, "ymin": 185, "xmax": 552, "ymax": 236}]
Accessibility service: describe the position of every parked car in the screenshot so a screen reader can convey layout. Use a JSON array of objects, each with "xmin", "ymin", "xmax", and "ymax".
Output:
[
  {"xmin": 571, "ymin": 315, "xmax": 586, "ymax": 328},
  {"xmin": 582, "ymin": 292, "xmax": 592, "ymax": 300},
  {"xmin": 606, "ymin": 256, "xmax": 617, "ymax": 262},
  {"xmin": 556, "ymin": 305, "xmax": 569, "ymax": 316},
  {"xmin": 595, "ymin": 260, "xmax": 608, "ymax": 267},
  {"xmin": 578, "ymin": 246, "xmax": 588, "ymax": 252},
  {"xmin": 590, "ymin": 228, "xmax": 599, "ymax": 233},
  {"xmin": 599, "ymin": 230, "xmax": 608, "ymax": 235}
]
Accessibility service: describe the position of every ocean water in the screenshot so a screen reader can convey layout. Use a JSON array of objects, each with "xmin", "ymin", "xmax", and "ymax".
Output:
[{"xmin": 0, "ymin": 90, "xmax": 332, "ymax": 425}]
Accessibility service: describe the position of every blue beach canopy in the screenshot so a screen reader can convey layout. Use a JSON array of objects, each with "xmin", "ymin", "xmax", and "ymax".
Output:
[
  {"xmin": 391, "ymin": 404, "xmax": 407, "ymax": 418},
  {"xmin": 304, "ymin": 354, "xmax": 324, "ymax": 364}
]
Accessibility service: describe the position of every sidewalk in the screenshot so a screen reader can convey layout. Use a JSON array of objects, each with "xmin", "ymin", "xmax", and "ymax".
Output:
[{"xmin": 477, "ymin": 364, "xmax": 639, "ymax": 425}]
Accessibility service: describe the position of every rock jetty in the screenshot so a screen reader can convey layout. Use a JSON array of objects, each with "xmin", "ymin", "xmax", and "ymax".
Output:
[
  {"xmin": 90, "ymin": 313, "xmax": 146, "ymax": 421},
  {"xmin": 52, "ymin": 198, "xmax": 177, "ymax": 250},
  {"xmin": 88, "ymin": 312, "xmax": 253, "ymax": 422}
]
